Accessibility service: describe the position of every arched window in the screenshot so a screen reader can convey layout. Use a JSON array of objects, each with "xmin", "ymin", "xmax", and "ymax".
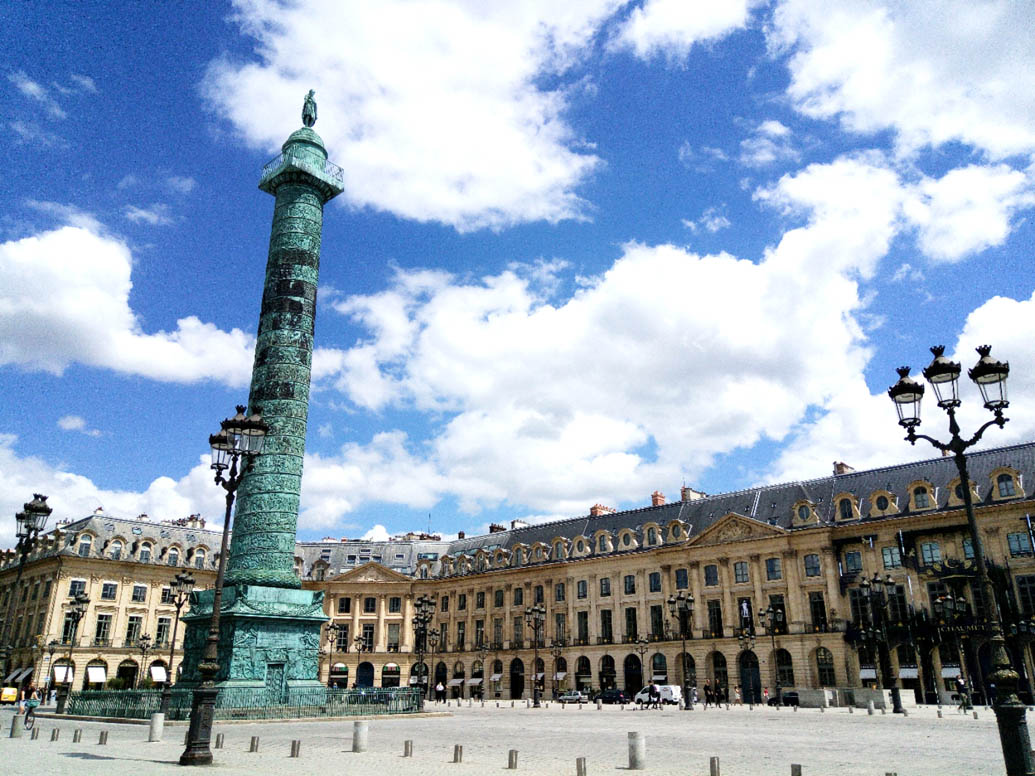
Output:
[
  {"xmin": 78, "ymin": 535, "xmax": 93, "ymax": 557},
  {"xmin": 775, "ymin": 648, "xmax": 794, "ymax": 686},
  {"xmin": 711, "ymin": 652, "xmax": 728, "ymax": 689},
  {"xmin": 913, "ymin": 487, "xmax": 930, "ymax": 509},
  {"xmin": 167, "ymin": 547, "xmax": 179, "ymax": 566},
  {"xmin": 998, "ymin": 473, "xmax": 1016, "ymax": 497},
  {"xmin": 679, "ymin": 653, "xmax": 696, "ymax": 686},
  {"xmin": 647, "ymin": 527, "xmax": 657, "ymax": 545},
  {"xmin": 598, "ymin": 535, "xmax": 607, "ymax": 553},
  {"xmin": 138, "ymin": 543, "xmax": 152, "ymax": 563},
  {"xmin": 875, "ymin": 495, "xmax": 889, "ymax": 511},
  {"xmin": 651, "ymin": 653, "xmax": 668, "ymax": 683},
  {"xmin": 109, "ymin": 540, "xmax": 123, "ymax": 560},
  {"xmin": 815, "ymin": 647, "xmax": 835, "ymax": 687},
  {"xmin": 194, "ymin": 549, "xmax": 206, "ymax": 569},
  {"xmin": 839, "ymin": 498, "xmax": 853, "ymax": 520}
]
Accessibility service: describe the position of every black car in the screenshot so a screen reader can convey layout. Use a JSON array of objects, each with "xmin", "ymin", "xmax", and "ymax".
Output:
[
  {"xmin": 767, "ymin": 691, "xmax": 800, "ymax": 707},
  {"xmin": 593, "ymin": 689, "xmax": 629, "ymax": 704}
]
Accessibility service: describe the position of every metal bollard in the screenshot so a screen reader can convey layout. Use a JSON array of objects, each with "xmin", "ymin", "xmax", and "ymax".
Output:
[
  {"xmin": 597, "ymin": 699, "xmax": 602, "ymax": 710},
  {"xmin": 791, "ymin": 765, "xmax": 802, "ymax": 776},
  {"xmin": 404, "ymin": 739, "xmax": 413, "ymax": 757},
  {"xmin": 353, "ymin": 721, "xmax": 369, "ymax": 753},
  {"xmin": 290, "ymin": 739, "xmax": 301, "ymax": 758},
  {"xmin": 576, "ymin": 756, "xmax": 587, "ymax": 776},
  {"xmin": 453, "ymin": 744, "xmax": 463, "ymax": 763},
  {"xmin": 31, "ymin": 727, "xmax": 40, "ymax": 740},
  {"xmin": 215, "ymin": 733, "xmax": 224, "ymax": 749},
  {"xmin": 627, "ymin": 731, "xmax": 646, "ymax": 770},
  {"xmin": 249, "ymin": 735, "xmax": 260, "ymax": 752},
  {"xmin": 51, "ymin": 728, "xmax": 60, "ymax": 741},
  {"xmin": 99, "ymin": 731, "xmax": 108, "ymax": 745},
  {"xmin": 9, "ymin": 715, "xmax": 23, "ymax": 738},
  {"xmin": 148, "ymin": 712, "xmax": 164, "ymax": 742},
  {"xmin": 73, "ymin": 729, "xmax": 82, "ymax": 743},
  {"xmin": 710, "ymin": 755, "xmax": 721, "ymax": 776},
  {"xmin": 508, "ymin": 749, "xmax": 518, "ymax": 769}
]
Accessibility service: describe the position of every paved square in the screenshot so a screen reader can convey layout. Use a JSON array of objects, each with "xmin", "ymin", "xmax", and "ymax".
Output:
[{"xmin": 1, "ymin": 701, "xmax": 1019, "ymax": 775}]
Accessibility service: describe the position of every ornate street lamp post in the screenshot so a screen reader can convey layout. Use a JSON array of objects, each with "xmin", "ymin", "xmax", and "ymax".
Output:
[
  {"xmin": 326, "ymin": 622, "xmax": 346, "ymax": 688},
  {"xmin": 477, "ymin": 638, "xmax": 490, "ymax": 700},
  {"xmin": 524, "ymin": 604, "xmax": 546, "ymax": 707},
  {"xmin": 634, "ymin": 636, "xmax": 650, "ymax": 697},
  {"xmin": 851, "ymin": 574, "xmax": 905, "ymax": 714},
  {"xmin": 668, "ymin": 592, "xmax": 694, "ymax": 709},
  {"xmin": 160, "ymin": 571, "xmax": 195, "ymax": 714},
  {"xmin": 934, "ymin": 593, "xmax": 974, "ymax": 710},
  {"xmin": 1, "ymin": 494, "xmax": 52, "ymax": 691},
  {"xmin": 758, "ymin": 604, "xmax": 785, "ymax": 704},
  {"xmin": 136, "ymin": 633, "xmax": 154, "ymax": 689},
  {"xmin": 42, "ymin": 639, "xmax": 58, "ymax": 697},
  {"xmin": 412, "ymin": 594, "xmax": 436, "ymax": 707},
  {"xmin": 550, "ymin": 638, "xmax": 564, "ymax": 699},
  {"xmin": 180, "ymin": 406, "xmax": 268, "ymax": 766},
  {"xmin": 888, "ymin": 345, "xmax": 1032, "ymax": 775},
  {"xmin": 55, "ymin": 592, "xmax": 89, "ymax": 714},
  {"xmin": 427, "ymin": 629, "xmax": 440, "ymax": 701}
]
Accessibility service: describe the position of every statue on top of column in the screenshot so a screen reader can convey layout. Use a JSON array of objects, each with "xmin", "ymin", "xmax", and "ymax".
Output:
[{"xmin": 302, "ymin": 89, "xmax": 317, "ymax": 128}]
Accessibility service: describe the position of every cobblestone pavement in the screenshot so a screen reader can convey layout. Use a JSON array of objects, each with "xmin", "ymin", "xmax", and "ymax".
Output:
[{"xmin": 0, "ymin": 700, "xmax": 1020, "ymax": 775}]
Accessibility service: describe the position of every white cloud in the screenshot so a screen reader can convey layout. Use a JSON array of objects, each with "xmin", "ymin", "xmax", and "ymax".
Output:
[
  {"xmin": 739, "ymin": 119, "xmax": 799, "ymax": 167},
  {"xmin": 117, "ymin": 175, "xmax": 138, "ymax": 190},
  {"xmin": 202, "ymin": 0, "xmax": 628, "ymax": 231},
  {"xmin": 361, "ymin": 524, "xmax": 391, "ymax": 542},
  {"xmin": 612, "ymin": 0, "xmax": 754, "ymax": 60},
  {"xmin": 770, "ymin": 0, "xmax": 1035, "ymax": 158},
  {"xmin": 124, "ymin": 203, "xmax": 174, "ymax": 226},
  {"xmin": 8, "ymin": 120, "xmax": 65, "ymax": 147},
  {"xmin": 57, "ymin": 415, "xmax": 102, "ymax": 437},
  {"xmin": 8, "ymin": 71, "xmax": 66, "ymax": 119},
  {"xmin": 0, "ymin": 219, "xmax": 254, "ymax": 384},
  {"xmin": 890, "ymin": 263, "xmax": 923, "ymax": 283},
  {"xmin": 166, "ymin": 175, "xmax": 196, "ymax": 194},
  {"xmin": 682, "ymin": 206, "xmax": 731, "ymax": 233},
  {"xmin": 903, "ymin": 164, "xmax": 1035, "ymax": 262},
  {"xmin": 69, "ymin": 74, "xmax": 97, "ymax": 93},
  {"xmin": 678, "ymin": 142, "xmax": 729, "ymax": 171}
]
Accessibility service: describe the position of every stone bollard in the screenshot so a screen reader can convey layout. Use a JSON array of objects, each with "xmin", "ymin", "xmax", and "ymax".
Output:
[
  {"xmin": 9, "ymin": 715, "xmax": 23, "ymax": 738},
  {"xmin": 576, "ymin": 756, "xmax": 587, "ymax": 776},
  {"xmin": 290, "ymin": 739, "xmax": 301, "ymax": 758},
  {"xmin": 249, "ymin": 735, "xmax": 260, "ymax": 753},
  {"xmin": 819, "ymin": 707, "xmax": 825, "ymax": 713},
  {"xmin": 791, "ymin": 765, "xmax": 802, "ymax": 776},
  {"xmin": 867, "ymin": 701, "xmax": 875, "ymax": 715},
  {"xmin": 793, "ymin": 706, "xmax": 798, "ymax": 712},
  {"xmin": 710, "ymin": 755, "xmax": 721, "ymax": 776},
  {"xmin": 497, "ymin": 702, "xmax": 500, "ymax": 708},
  {"xmin": 148, "ymin": 712, "xmax": 164, "ymax": 742},
  {"xmin": 881, "ymin": 708, "xmax": 886, "ymax": 715},
  {"xmin": 885, "ymin": 772, "xmax": 898, "ymax": 775},
  {"xmin": 597, "ymin": 699, "xmax": 602, "ymax": 710},
  {"xmin": 73, "ymin": 729, "xmax": 82, "ymax": 743},
  {"xmin": 902, "ymin": 708, "xmax": 908, "ymax": 717},
  {"xmin": 526, "ymin": 699, "xmax": 531, "ymax": 708},
  {"xmin": 725, "ymin": 703, "xmax": 730, "ymax": 710},
  {"xmin": 628, "ymin": 731, "xmax": 646, "ymax": 770},
  {"xmin": 937, "ymin": 709, "xmax": 943, "ymax": 718},
  {"xmin": 404, "ymin": 740, "xmax": 413, "ymax": 757},
  {"xmin": 508, "ymin": 749, "xmax": 518, "ymax": 769},
  {"xmin": 749, "ymin": 703, "xmax": 754, "ymax": 710},
  {"xmin": 51, "ymin": 728, "xmax": 61, "ymax": 741},
  {"xmin": 215, "ymin": 733, "xmax": 224, "ymax": 749},
  {"xmin": 511, "ymin": 701, "xmax": 515, "ymax": 708},
  {"xmin": 353, "ymin": 721, "xmax": 369, "ymax": 753},
  {"xmin": 98, "ymin": 731, "xmax": 108, "ymax": 745},
  {"xmin": 973, "ymin": 711, "xmax": 979, "ymax": 720},
  {"xmin": 468, "ymin": 699, "xmax": 472, "ymax": 708},
  {"xmin": 481, "ymin": 700, "xmax": 485, "ymax": 708},
  {"xmin": 453, "ymin": 744, "xmax": 463, "ymax": 763},
  {"xmin": 849, "ymin": 705, "xmax": 854, "ymax": 714},
  {"xmin": 31, "ymin": 727, "xmax": 40, "ymax": 740}
]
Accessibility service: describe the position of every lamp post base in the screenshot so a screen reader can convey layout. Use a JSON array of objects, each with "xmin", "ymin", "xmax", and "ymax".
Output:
[
  {"xmin": 532, "ymin": 689, "xmax": 541, "ymax": 709},
  {"xmin": 994, "ymin": 699, "xmax": 1035, "ymax": 776},
  {"xmin": 160, "ymin": 684, "xmax": 171, "ymax": 715},
  {"xmin": 55, "ymin": 686, "xmax": 69, "ymax": 715},
  {"xmin": 890, "ymin": 686, "xmax": 904, "ymax": 714},
  {"xmin": 179, "ymin": 684, "xmax": 218, "ymax": 766}
]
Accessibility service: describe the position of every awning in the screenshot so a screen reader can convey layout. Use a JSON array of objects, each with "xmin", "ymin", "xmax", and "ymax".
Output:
[
  {"xmin": 534, "ymin": 672, "xmax": 545, "ymax": 680},
  {"xmin": 554, "ymin": 671, "xmax": 567, "ymax": 680},
  {"xmin": 409, "ymin": 676, "xmax": 424, "ymax": 685},
  {"xmin": 20, "ymin": 667, "xmax": 36, "ymax": 682},
  {"xmin": 651, "ymin": 674, "xmax": 667, "ymax": 681},
  {"xmin": 86, "ymin": 665, "xmax": 107, "ymax": 683},
  {"xmin": 859, "ymin": 668, "xmax": 877, "ymax": 679},
  {"xmin": 941, "ymin": 666, "xmax": 961, "ymax": 678},
  {"xmin": 899, "ymin": 667, "xmax": 918, "ymax": 679},
  {"xmin": 331, "ymin": 662, "xmax": 348, "ymax": 672},
  {"xmin": 150, "ymin": 665, "xmax": 168, "ymax": 683},
  {"xmin": 448, "ymin": 678, "xmax": 464, "ymax": 686},
  {"xmin": 53, "ymin": 666, "xmax": 73, "ymax": 683},
  {"xmin": 489, "ymin": 673, "xmax": 503, "ymax": 681},
  {"xmin": 465, "ymin": 678, "xmax": 483, "ymax": 685},
  {"xmin": 3, "ymin": 669, "xmax": 18, "ymax": 682}
]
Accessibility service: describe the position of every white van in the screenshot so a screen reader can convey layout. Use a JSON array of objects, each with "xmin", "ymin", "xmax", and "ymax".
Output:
[{"xmin": 633, "ymin": 684, "xmax": 683, "ymax": 705}]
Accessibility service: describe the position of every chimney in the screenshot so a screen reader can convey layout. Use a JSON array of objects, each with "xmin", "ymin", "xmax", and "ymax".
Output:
[
  {"xmin": 489, "ymin": 523, "xmax": 506, "ymax": 533},
  {"xmin": 651, "ymin": 491, "xmax": 665, "ymax": 507},
  {"xmin": 681, "ymin": 486, "xmax": 706, "ymax": 502},
  {"xmin": 589, "ymin": 504, "xmax": 616, "ymax": 517},
  {"xmin": 457, "ymin": 530, "xmax": 466, "ymax": 539},
  {"xmin": 510, "ymin": 519, "xmax": 529, "ymax": 530},
  {"xmin": 833, "ymin": 461, "xmax": 855, "ymax": 475}
]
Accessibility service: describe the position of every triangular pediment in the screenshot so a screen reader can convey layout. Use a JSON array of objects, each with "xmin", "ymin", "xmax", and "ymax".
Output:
[
  {"xmin": 688, "ymin": 513, "xmax": 787, "ymax": 547},
  {"xmin": 334, "ymin": 561, "xmax": 412, "ymax": 584}
]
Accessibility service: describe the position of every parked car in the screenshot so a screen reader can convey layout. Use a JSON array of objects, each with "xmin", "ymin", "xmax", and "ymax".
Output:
[
  {"xmin": 1, "ymin": 687, "xmax": 17, "ymax": 705},
  {"xmin": 767, "ymin": 690, "xmax": 800, "ymax": 707},
  {"xmin": 558, "ymin": 690, "xmax": 590, "ymax": 703},
  {"xmin": 633, "ymin": 685, "xmax": 683, "ymax": 705},
  {"xmin": 593, "ymin": 689, "xmax": 629, "ymax": 704}
]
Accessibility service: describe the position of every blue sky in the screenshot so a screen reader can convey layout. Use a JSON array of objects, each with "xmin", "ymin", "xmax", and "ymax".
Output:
[{"xmin": 2, "ymin": 1, "xmax": 1035, "ymax": 545}]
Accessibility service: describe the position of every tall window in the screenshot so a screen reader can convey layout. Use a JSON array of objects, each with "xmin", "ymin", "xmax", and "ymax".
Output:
[
  {"xmin": 734, "ymin": 562, "xmax": 749, "ymax": 583},
  {"xmin": 554, "ymin": 612, "xmax": 566, "ymax": 641},
  {"xmin": 649, "ymin": 572, "xmax": 661, "ymax": 593},
  {"xmin": 808, "ymin": 592, "xmax": 826, "ymax": 630},
  {"xmin": 768, "ymin": 594, "xmax": 787, "ymax": 634},
  {"xmin": 131, "ymin": 584, "xmax": 147, "ymax": 603},
  {"xmin": 624, "ymin": 607, "xmax": 638, "ymax": 640},
  {"xmin": 674, "ymin": 568, "xmax": 689, "ymax": 589},
  {"xmin": 361, "ymin": 623, "xmax": 374, "ymax": 651},
  {"xmin": 704, "ymin": 565, "xmax": 719, "ymax": 586},
  {"xmin": 577, "ymin": 580, "xmax": 588, "ymax": 599},
  {"xmin": 765, "ymin": 557, "xmax": 782, "ymax": 581},
  {"xmin": 577, "ymin": 611, "xmax": 589, "ymax": 642},
  {"xmin": 1008, "ymin": 532, "xmax": 1032, "ymax": 557},
  {"xmin": 963, "ymin": 537, "xmax": 975, "ymax": 559},
  {"xmin": 62, "ymin": 612, "xmax": 79, "ymax": 644},
  {"xmin": 848, "ymin": 588, "xmax": 866, "ymax": 624},
  {"xmin": 600, "ymin": 609, "xmax": 613, "ymax": 642},
  {"xmin": 94, "ymin": 613, "xmax": 112, "ymax": 645},
  {"xmin": 887, "ymin": 584, "xmax": 908, "ymax": 622},
  {"xmin": 650, "ymin": 604, "xmax": 664, "ymax": 638},
  {"xmin": 623, "ymin": 575, "xmax": 636, "ymax": 595},
  {"xmin": 843, "ymin": 551, "xmax": 862, "ymax": 573},
  {"xmin": 474, "ymin": 619, "xmax": 485, "ymax": 646},
  {"xmin": 364, "ymin": 596, "xmax": 377, "ymax": 613},
  {"xmin": 600, "ymin": 578, "xmax": 611, "ymax": 597},
  {"xmin": 337, "ymin": 596, "xmax": 351, "ymax": 614},
  {"xmin": 803, "ymin": 554, "xmax": 821, "ymax": 577},
  {"xmin": 555, "ymin": 583, "xmax": 565, "ymax": 602},
  {"xmin": 387, "ymin": 623, "xmax": 400, "ymax": 650},
  {"xmin": 389, "ymin": 596, "xmax": 402, "ymax": 613},
  {"xmin": 998, "ymin": 473, "xmax": 1017, "ymax": 497},
  {"xmin": 101, "ymin": 582, "xmax": 117, "ymax": 600},
  {"xmin": 69, "ymin": 579, "xmax": 86, "ymax": 597},
  {"xmin": 738, "ymin": 597, "xmax": 753, "ymax": 629},
  {"xmin": 493, "ymin": 619, "xmax": 503, "ymax": 645},
  {"xmin": 920, "ymin": 542, "xmax": 941, "ymax": 565},
  {"xmin": 475, "ymin": 591, "xmax": 485, "ymax": 609},
  {"xmin": 513, "ymin": 588, "xmax": 523, "ymax": 606},
  {"xmin": 456, "ymin": 621, "xmax": 466, "ymax": 649},
  {"xmin": 335, "ymin": 624, "xmax": 350, "ymax": 651},
  {"xmin": 125, "ymin": 615, "xmax": 142, "ymax": 645},
  {"xmin": 534, "ymin": 585, "xmax": 544, "ymax": 604},
  {"xmin": 882, "ymin": 546, "xmax": 902, "ymax": 569},
  {"xmin": 156, "ymin": 616, "xmax": 171, "ymax": 646},
  {"xmin": 1017, "ymin": 576, "xmax": 1035, "ymax": 617},
  {"xmin": 816, "ymin": 647, "xmax": 836, "ymax": 686},
  {"xmin": 707, "ymin": 600, "xmax": 723, "ymax": 637},
  {"xmin": 494, "ymin": 589, "xmax": 504, "ymax": 607}
]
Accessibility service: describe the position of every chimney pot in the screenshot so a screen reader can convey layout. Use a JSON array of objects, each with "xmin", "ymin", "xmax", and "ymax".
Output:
[{"xmin": 651, "ymin": 491, "xmax": 665, "ymax": 507}]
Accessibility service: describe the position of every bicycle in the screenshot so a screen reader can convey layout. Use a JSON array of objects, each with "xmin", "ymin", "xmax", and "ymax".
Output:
[{"xmin": 23, "ymin": 698, "xmax": 40, "ymax": 730}]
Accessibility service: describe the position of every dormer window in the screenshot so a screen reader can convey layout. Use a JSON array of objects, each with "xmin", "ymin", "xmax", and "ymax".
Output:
[
  {"xmin": 139, "ymin": 543, "xmax": 152, "ymax": 563},
  {"xmin": 647, "ymin": 527, "xmax": 657, "ymax": 545},
  {"xmin": 797, "ymin": 505, "xmax": 810, "ymax": 520},
  {"xmin": 167, "ymin": 547, "xmax": 179, "ymax": 566},
  {"xmin": 913, "ymin": 487, "xmax": 930, "ymax": 509},
  {"xmin": 78, "ymin": 535, "xmax": 93, "ymax": 557},
  {"xmin": 109, "ymin": 540, "xmax": 123, "ymax": 560},
  {"xmin": 998, "ymin": 473, "xmax": 1017, "ymax": 498},
  {"xmin": 194, "ymin": 549, "xmax": 207, "ymax": 569},
  {"xmin": 839, "ymin": 499, "xmax": 853, "ymax": 520}
]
